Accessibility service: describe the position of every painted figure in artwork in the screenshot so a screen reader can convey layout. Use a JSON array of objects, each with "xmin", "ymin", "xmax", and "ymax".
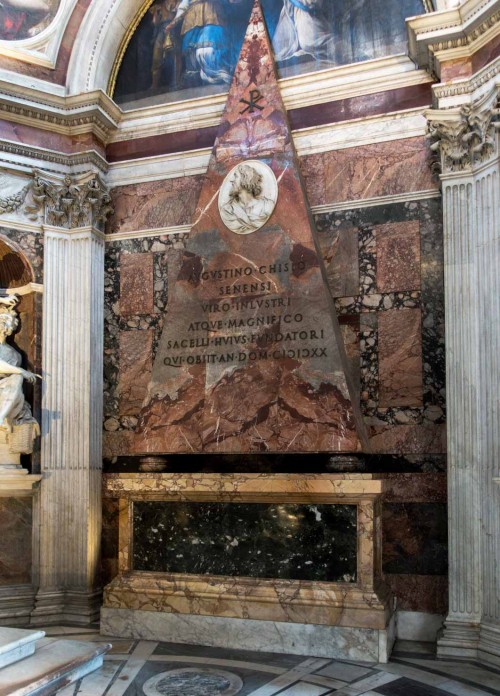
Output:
[
  {"xmin": 273, "ymin": 0, "xmax": 335, "ymax": 63},
  {"xmin": 114, "ymin": 0, "xmax": 427, "ymax": 103},
  {"xmin": 0, "ymin": 295, "xmax": 38, "ymax": 431},
  {"xmin": 161, "ymin": 0, "xmax": 235, "ymax": 86},
  {"xmin": 0, "ymin": 0, "xmax": 55, "ymax": 41}
]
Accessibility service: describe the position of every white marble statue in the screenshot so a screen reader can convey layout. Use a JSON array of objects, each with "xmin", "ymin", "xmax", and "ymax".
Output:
[{"xmin": 0, "ymin": 295, "xmax": 39, "ymax": 469}]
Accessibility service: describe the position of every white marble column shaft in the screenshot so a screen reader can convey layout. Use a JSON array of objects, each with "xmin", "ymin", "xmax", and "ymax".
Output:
[{"xmin": 32, "ymin": 225, "xmax": 104, "ymax": 624}]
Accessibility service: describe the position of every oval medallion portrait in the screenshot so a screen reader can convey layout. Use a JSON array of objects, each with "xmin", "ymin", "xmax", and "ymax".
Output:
[{"xmin": 218, "ymin": 160, "xmax": 278, "ymax": 235}]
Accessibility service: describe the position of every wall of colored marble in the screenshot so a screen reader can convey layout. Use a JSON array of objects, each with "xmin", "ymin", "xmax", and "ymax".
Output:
[
  {"xmin": 0, "ymin": 498, "xmax": 33, "ymax": 585},
  {"xmin": 103, "ymin": 193, "xmax": 447, "ymax": 615}
]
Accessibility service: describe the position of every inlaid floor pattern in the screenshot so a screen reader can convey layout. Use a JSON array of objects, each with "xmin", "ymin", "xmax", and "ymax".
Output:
[{"xmin": 51, "ymin": 628, "xmax": 500, "ymax": 696}]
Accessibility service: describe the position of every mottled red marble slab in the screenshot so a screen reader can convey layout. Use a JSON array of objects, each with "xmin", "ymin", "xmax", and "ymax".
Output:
[
  {"xmin": 134, "ymin": 0, "xmax": 367, "ymax": 455},
  {"xmin": 119, "ymin": 329, "xmax": 153, "ymax": 416},
  {"xmin": 379, "ymin": 308, "xmax": 423, "ymax": 408},
  {"xmin": 375, "ymin": 221, "xmax": 421, "ymax": 294},
  {"xmin": 119, "ymin": 253, "xmax": 154, "ymax": 316}
]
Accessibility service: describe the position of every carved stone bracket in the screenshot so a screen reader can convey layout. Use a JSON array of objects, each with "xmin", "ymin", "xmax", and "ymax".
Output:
[
  {"xmin": 427, "ymin": 87, "xmax": 500, "ymax": 174},
  {"xmin": 30, "ymin": 173, "xmax": 113, "ymax": 230}
]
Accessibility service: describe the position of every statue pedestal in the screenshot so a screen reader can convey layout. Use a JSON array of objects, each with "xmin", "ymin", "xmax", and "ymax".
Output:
[
  {"xmin": 0, "ymin": 438, "xmax": 28, "ymax": 476},
  {"xmin": 0, "ymin": 430, "xmax": 28, "ymax": 476}
]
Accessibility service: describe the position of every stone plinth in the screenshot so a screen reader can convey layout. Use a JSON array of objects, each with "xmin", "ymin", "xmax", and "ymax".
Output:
[
  {"xmin": 101, "ymin": 473, "xmax": 394, "ymax": 662},
  {"xmin": 0, "ymin": 475, "xmax": 41, "ymax": 626}
]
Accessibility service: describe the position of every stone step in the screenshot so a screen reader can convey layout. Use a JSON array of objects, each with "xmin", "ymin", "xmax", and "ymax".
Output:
[
  {"xmin": 0, "ymin": 637, "xmax": 110, "ymax": 696},
  {"xmin": 0, "ymin": 628, "xmax": 45, "ymax": 669}
]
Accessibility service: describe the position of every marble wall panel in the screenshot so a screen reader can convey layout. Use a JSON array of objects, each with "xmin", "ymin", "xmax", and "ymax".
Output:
[
  {"xmin": 0, "ymin": 498, "xmax": 32, "ymax": 585},
  {"xmin": 339, "ymin": 316, "xmax": 360, "ymax": 399},
  {"xmin": 368, "ymin": 423, "xmax": 446, "ymax": 455},
  {"xmin": 133, "ymin": 502, "xmax": 357, "ymax": 582},
  {"xmin": 471, "ymin": 31, "xmax": 500, "ymax": 73},
  {"xmin": 107, "ymin": 177, "xmax": 203, "ymax": 234},
  {"xmin": 301, "ymin": 138, "xmax": 437, "ymax": 207},
  {"xmin": 119, "ymin": 253, "xmax": 155, "ymax": 316},
  {"xmin": 0, "ymin": 227, "xmax": 44, "ymax": 284},
  {"xmin": 316, "ymin": 222, "xmax": 359, "ymax": 297},
  {"xmin": 381, "ymin": 473, "xmax": 446, "ymax": 503},
  {"xmin": 375, "ymin": 221, "xmax": 421, "ymax": 293},
  {"xmin": 102, "ymin": 498, "xmax": 120, "ymax": 586},
  {"xmin": 385, "ymin": 574, "xmax": 447, "ymax": 614},
  {"xmin": 104, "ymin": 198, "xmax": 445, "ymax": 463},
  {"xmin": 382, "ymin": 502, "xmax": 447, "ymax": 576},
  {"xmin": 118, "ymin": 329, "xmax": 154, "ymax": 417},
  {"xmin": 103, "ymin": 431, "xmax": 135, "ymax": 460},
  {"xmin": 104, "ymin": 235, "xmax": 188, "ymax": 437},
  {"xmin": 0, "ymin": 121, "xmax": 104, "ymax": 155},
  {"xmin": 378, "ymin": 308, "xmax": 423, "ymax": 407},
  {"xmin": 440, "ymin": 58, "xmax": 472, "ymax": 81}
]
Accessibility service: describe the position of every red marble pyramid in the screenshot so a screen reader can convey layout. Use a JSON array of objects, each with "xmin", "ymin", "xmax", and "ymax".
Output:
[{"xmin": 134, "ymin": 0, "xmax": 368, "ymax": 454}]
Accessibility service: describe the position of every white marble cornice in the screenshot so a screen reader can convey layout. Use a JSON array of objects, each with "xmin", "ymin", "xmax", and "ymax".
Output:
[
  {"xmin": 408, "ymin": 0, "xmax": 500, "ymax": 76},
  {"xmin": 0, "ymin": 86, "xmax": 120, "ymax": 141},
  {"xmin": 0, "ymin": 142, "xmax": 108, "ymax": 178}
]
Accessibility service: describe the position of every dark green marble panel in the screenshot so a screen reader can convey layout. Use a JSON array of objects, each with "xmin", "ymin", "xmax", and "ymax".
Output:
[{"xmin": 133, "ymin": 502, "xmax": 357, "ymax": 582}]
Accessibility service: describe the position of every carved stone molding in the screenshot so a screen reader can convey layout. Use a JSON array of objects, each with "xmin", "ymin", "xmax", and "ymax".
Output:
[
  {"xmin": 30, "ymin": 173, "xmax": 113, "ymax": 230},
  {"xmin": 0, "ymin": 183, "xmax": 30, "ymax": 215},
  {"xmin": 408, "ymin": 0, "xmax": 500, "ymax": 78},
  {"xmin": 427, "ymin": 86, "xmax": 500, "ymax": 172}
]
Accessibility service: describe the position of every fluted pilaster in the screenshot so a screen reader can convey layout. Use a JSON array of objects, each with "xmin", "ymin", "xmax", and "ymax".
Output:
[
  {"xmin": 428, "ymin": 86, "xmax": 500, "ymax": 665},
  {"xmin": 31, "ymin": 174, "xmax": 110, "ymax": 625}
]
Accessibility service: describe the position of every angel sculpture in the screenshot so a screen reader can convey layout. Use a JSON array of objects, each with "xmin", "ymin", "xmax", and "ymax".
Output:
[{"xmin": 0, "ymin": 295, "xmax": 40, "ymax": 467}]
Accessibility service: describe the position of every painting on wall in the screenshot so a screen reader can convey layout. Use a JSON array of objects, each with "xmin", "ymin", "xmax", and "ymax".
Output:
[
  {"xmin": 0, "ymin": 0, "xmax": 60, "ymax": 41},
  {"xmin": 114, "ymin": 0, "xmax": 427, "ymax": 108}
]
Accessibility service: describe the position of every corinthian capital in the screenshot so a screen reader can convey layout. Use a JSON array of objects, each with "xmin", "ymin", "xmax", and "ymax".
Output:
[
  {"xmin": 31, "ymin": 172, "xmax": 113, "ymax": 230},
  {"xmin": 426, "ymin": 87, "xmax": 500, "ymax": 174}
]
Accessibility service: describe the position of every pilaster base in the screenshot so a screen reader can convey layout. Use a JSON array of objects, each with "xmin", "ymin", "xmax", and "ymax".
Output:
[
  {"xmin": 31, "ymin": 589, "xmax": 101, "ymax": 626},
  {"xmin": 0, "ymin": 585, "xmax": 36, "ymax": 627},
  {"xmin": 437, "ymin": 619, "xmax": 480, "ymax": 660},
  {"xmin": 478, "ymin": 623, "xmax": 500, "ymax": 668}
]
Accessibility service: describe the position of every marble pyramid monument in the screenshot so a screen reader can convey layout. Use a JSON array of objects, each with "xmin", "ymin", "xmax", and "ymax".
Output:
[{"xmin": 134, "ymin": 0, "xmax": 368, "ymax": 454}]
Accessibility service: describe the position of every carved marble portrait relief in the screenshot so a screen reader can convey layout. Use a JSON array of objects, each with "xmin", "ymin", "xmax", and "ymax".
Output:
[{"xmin": 218, "ymin": 161, "xmax": 278, "ymax": 235}]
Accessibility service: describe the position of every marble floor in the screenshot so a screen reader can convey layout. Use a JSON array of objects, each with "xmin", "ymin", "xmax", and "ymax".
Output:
[{"xmin": 49, "ymin": 627, "xmax": 500, "ymax": 696}]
